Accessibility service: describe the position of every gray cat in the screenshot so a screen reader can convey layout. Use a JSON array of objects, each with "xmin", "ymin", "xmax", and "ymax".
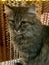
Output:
[{"xmin": 5, "ymin": 4, "xmax": 49, "ymax": 65}]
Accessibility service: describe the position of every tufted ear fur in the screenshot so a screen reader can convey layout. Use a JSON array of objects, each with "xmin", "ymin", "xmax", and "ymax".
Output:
[
  {"xmin": 27, "ymin": 4, "xmax": 36, "ymax": 14},
  {"xmin": 5, "ymin": 4, "xmax": 36, "ymax": 14}
]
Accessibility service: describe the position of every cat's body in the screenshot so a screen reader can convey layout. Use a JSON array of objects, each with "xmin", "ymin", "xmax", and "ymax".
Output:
[{"xmin": 5, "ymin": 5, "xmax": 49, "ymax": 65}]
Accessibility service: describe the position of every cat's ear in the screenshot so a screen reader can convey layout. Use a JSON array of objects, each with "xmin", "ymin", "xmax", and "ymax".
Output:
[
  {"xmin": 5, "ymin": 4, "xmax": 13, "ymax": 9},
  {"xmin": 27, "ymin": 4, "xmax": 40, "ymax": 19},
  {"xmin": 27, "ymin": 4, "xmax": 37, "ymax": 14},
  {"xmin": 4, "ymin": 5, "xmax": 13, "ymax": 16}
]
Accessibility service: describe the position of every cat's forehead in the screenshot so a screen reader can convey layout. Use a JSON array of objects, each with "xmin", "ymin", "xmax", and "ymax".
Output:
[{"xmin": 21, "ymin": 13, "xmax": 36, "ymax": 22}]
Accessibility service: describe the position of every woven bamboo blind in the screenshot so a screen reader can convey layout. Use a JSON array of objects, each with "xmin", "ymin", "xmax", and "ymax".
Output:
[
  {"xmin": 0, "ymin": 2, "xmax": 11, "ymax": 62},
  {"xmin": 42, "ymin": 2, "xmax": 49, "ymax": 13}
]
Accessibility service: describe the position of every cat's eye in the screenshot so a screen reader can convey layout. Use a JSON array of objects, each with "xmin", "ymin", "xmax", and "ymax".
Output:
[
  {"xmin": 21, "ymin": 21, "xmax": 26, "ymax": 24},
  {"xmin": 21, "ymin": 20, "xmax": 35, "ymax": 26}
]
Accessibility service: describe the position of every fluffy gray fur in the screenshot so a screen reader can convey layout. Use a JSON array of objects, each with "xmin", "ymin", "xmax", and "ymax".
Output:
[{"xmin": 5, "ymin": 5, "xmax": 49, "ymax": 65}]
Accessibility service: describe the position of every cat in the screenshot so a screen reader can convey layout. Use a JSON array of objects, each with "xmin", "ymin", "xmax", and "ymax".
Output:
[{"xmin": 5, "ymin": 4, "xmax": 49, "ymax": 65}]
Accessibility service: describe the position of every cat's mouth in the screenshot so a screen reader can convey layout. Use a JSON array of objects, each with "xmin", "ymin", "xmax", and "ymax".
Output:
[{"xmin": 14, "ymin": 58, "xmax": 26, "ymax": 65}]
